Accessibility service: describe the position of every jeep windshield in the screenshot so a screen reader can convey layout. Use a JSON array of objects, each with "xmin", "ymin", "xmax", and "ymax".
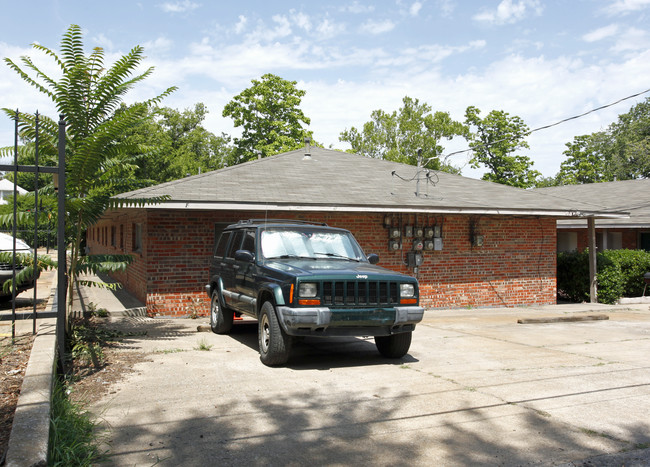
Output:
[{"xmin": 261, "ymin": 227, "xmax": 365, "ymax": 262}]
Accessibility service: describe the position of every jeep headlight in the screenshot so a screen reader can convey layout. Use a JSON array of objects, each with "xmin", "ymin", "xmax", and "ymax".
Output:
[
  {"xmin": 400, "ymin": 283, "xmax": 415, "ymax": 298},
  {"xmin": 299, "ymin": 282, "xmax": 318, "ymax": 298}
]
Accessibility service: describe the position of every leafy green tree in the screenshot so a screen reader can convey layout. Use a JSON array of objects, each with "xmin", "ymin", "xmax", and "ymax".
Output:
[
  {"xmin": 556, "ymin": 132, "xmax": 614, "ymax": 185},
  {"xmin": 608, "ymin": 97, "xmax": 650, "ymax": 179},
  {"xmin": 2, "ymin": 24, "xmax": 175, "ymax": 313},
  {"xmin": 555, "ymin": 97, "xmax": 650, "ymax": 185},
  {"xmin": 124, "ymin": 103, "xmax": 234, "ymax": 183},
  {"xmin": 464, "ymin": 106, "xmax": 540, "ymax": 188},
  {"xmin": 222, "ymin": 73, "xmax": 313, "ymax": 163},
  {"xmin": 339, "ymin": 96, "xmax": 467, "ymax": 172}
]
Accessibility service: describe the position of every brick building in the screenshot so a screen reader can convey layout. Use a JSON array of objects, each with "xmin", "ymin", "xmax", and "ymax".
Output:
[
  {"xmin": 89, "ymin": 147, "xmax": 624, "ymax": 317},
  {"xmin": 538, "ymin": 180, "xmax": 650, "ymax": 252}
]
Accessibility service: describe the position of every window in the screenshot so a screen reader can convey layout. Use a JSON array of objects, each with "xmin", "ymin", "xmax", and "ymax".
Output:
[
  {"xmin": 557, "ymin": 231, "xmax": 578, "ymax": 253},
  {"xmin": 119, "ymin": 224, "xmax": 124, "ymax": 250},
  {"xmin": 241, "ymin": 230, "xmax": 255, "ymax": 255},
  {"xmin": 640, "ymin": 232, "xmax": 650, "ymax": 252},
  {"xmin": 226, "ymin": 230, "xmax": 244, "ymax": 259},
  {"xmin": 597, "ymin": 231, "xmax": 622, "ymax": 251},
  {"xmin": 214, "ymin": 231, "xmax": 231, "ymax": 258},
  {"xmin": 111, "ymin": 226, "xmax": 116, "ymax": 247},
  {"xmin": 213, "ymin": 222, "xmax": 230, "ymax": 255},
  {"xmin": 132, "ymin": 223, "xmax": 142, "ymax": 253}
]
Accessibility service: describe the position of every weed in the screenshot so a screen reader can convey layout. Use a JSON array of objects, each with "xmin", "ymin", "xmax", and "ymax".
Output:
[
  {"xmin": 155, "ymin": 348, "xmax": 186, "ymax": 354},
  {"xmin": 400, "ymin": 364, "xmax": 411, "ymax": 369},
  {"xmin": 195, "ymin": 338, "xmax": 213, "ymax": 351},
  {"xmin": 93, "ymin": 308, "xmax": 109, "ymax": 318},
  {"xmin": 49, "ymin": 379, "xmax": 106, "ymax": 465}
]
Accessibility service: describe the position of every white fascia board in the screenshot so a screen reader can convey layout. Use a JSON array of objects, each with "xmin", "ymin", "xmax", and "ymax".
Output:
[{"xmin": 139, "ymin": 201, "xmax": 630, "ymax": 219}]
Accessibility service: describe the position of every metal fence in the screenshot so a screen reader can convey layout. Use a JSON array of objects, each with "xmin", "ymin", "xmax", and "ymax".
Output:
[{"xmin": 0, "ymin": 110, "xmax": 67, "ymax": 366}]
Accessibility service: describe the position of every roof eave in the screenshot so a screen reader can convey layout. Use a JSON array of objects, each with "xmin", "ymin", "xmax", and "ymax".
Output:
[{"xmin": 128, "ymin": 200, "xmax": 630, "ymax": 219}]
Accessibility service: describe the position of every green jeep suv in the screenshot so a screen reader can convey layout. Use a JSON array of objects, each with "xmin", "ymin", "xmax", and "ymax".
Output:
[{"xmin": 206, "ymin": 220, "xmax": 424, "ymax": 366}]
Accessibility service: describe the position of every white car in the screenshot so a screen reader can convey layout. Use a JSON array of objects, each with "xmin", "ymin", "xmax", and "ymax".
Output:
[{"xmin": 0, "ymin": 232, "xmax": 35, "ymax": 298}]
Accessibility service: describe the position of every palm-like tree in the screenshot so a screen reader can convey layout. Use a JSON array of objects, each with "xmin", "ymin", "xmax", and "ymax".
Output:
[{"xmin": 2, "ymin": 24, "xmax": 176, "ymax": 313}]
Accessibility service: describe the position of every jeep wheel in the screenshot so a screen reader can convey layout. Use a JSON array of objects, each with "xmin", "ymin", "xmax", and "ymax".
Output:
[
  {"xmin": 258, "ymin": 301, "xmax": 292, "ymax": 366},
  {"xmin": 375, "ymin": 331, "xmax": 412, "ymax": 358},
  {"xmin": 210, "ymin": 290, "xmax": 233, "ymax": 334}
]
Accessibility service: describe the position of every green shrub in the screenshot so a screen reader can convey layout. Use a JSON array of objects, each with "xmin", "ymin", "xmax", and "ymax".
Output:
[
  {"xmin": 557, "ymin": 250, "xmax": 590, "ymax": 302},
  {"xmin": 557, "ymin": 249, "xmax": 650, "ymax": 304}
]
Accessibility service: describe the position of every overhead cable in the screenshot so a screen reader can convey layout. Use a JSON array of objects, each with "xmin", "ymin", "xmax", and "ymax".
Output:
[{"xmin": 426, "ymin": 87, "xmax": 650, "ymax": 163}]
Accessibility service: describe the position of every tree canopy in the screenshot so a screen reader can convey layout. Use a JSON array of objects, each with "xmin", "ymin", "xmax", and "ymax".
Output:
[
  {"xmin": 339, "ymin": 96, "xmax": 467, "ymax": 173},
  {"xmin": 122, "ymin": 103, "xmax": 233, "ymax": 184},
  {"xmin": 222, "ymin": 73, "xmax": 313, "ymax": 163},
  {"xmin": 464, "ymin": 106, "xmax": 540, "ymax": 188},
  {"xmin": 555, "ymin": 97, "xmax": 650, "ymax": 185}
]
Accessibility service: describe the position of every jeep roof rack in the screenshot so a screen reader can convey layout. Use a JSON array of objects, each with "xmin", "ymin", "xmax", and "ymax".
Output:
[{"xmin": 237, "ymin": 219, "xmax": 328, "ymax": 226}]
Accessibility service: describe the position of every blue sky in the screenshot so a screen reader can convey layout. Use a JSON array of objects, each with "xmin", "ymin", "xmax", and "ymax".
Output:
[{"xmin": 2, "ymin": 0, "xmax": 650, "ymax": 178}]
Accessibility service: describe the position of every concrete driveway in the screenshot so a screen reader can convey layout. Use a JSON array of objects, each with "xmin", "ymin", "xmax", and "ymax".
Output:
[{"xmin": 91, "ymin": 304, "xmax": 650, "ymax": 466}]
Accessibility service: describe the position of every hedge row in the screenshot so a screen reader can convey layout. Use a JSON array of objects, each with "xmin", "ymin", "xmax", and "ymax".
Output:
[{"xmin": 557, "ymin": 249, "xmax": 650, "ymax": 304}]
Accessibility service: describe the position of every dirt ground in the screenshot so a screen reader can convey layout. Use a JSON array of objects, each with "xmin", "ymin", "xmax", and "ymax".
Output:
[
  {"xmin": 66, "ymin": 316, "xmax": 151, "ymax": 405},
  {"xmin": 0, "ymin": 332, "xmax": 34, "ymax": 461},
  {"xmin": 0, "ymin": 310, "xmax": 148, "ymax": 461}
]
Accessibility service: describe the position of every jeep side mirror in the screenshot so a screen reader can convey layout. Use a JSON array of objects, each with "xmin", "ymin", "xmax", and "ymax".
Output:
[
  {"xmin": 235, "ymin": 249, "xmax": 255, "ymax": 263},
  {"xmin": 367, "ymin": 253, "xmax": 379, "ymax": 265}
]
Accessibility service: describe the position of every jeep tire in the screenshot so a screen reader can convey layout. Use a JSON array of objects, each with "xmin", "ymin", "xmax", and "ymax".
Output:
[
  {"xmin": 210, "ymin": 289, "xmax": 233, "ymax": 334},
  {"xmin": 375, "ymin": 331, "xmax": 412, "ymax": 358},
  {"xmin": 258, "ymin": 301, "xmax": 292, "ymax": 366}
]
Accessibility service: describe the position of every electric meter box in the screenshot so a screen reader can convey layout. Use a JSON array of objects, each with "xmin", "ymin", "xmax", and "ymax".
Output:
[{"xmin": 407, "ymin": 251, "xmax": 424, "ymax": 267}]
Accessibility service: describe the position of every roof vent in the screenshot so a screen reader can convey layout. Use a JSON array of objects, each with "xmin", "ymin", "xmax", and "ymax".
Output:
[{"xmin": 303, "ymin": 137, "xmax": 312, "ymax": 160}]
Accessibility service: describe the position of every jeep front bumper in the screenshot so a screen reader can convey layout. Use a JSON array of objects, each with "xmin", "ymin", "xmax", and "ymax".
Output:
[{"xmin": 275, "ymin": 305, "xmax": 424, "ymax": 337}]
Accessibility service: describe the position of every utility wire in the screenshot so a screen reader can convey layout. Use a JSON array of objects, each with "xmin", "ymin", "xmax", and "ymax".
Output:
[{"xmin": 426, "ymin": 86, "xmax": 650, "ymax": 164}]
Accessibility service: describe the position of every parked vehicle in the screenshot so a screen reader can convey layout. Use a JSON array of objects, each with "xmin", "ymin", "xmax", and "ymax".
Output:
[
  {"xmin": 0, "ymin": 232, "xmax": 35, "ymax": 298},
  {"xmin": 206, "ymin": 220, "xmax": 424, "ymax": 366}
]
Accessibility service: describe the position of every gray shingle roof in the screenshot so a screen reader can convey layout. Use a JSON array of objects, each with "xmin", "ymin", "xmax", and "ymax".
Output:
[
  {"xmin": 537, "ymin": 179, "xmax": 650, "ymax": 227},
  {"xmin": 116, "ymin": 147, "xmax": 626, "ymax": 218}
]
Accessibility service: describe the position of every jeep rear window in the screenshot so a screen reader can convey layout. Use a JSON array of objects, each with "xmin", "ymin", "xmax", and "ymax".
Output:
[
  {"xmin": 261, "ymin": 228, "xmax": 364, "ymax": 261},
  {"xmin": 226, "ymin": 230, "xmax": 244, "ymax": 259},
  {"xmin": 214, "ymin": 231, "xmax": 231, "ymax": 258}
]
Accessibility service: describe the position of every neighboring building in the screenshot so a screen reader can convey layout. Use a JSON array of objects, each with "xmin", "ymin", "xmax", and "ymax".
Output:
[
  {"xmin": 0, "ymin": 179, "xmax": 27, "ymax": 204},
  {"xmin": 537, "ymin": 179, "xmax": 650, "ymax": 252},
  {"xmin": 89, "ymin": 147, "xmax": 625, "ymax": 317}
]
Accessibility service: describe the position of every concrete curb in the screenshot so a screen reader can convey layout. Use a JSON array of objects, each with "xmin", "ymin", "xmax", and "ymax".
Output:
[
  {"xmin": 5, "ymin": 280, "xmax": 58, "ymax": 467},
  {"xmin": 517, "ymin": 314, "xmax": 609, "ymax": 324}
]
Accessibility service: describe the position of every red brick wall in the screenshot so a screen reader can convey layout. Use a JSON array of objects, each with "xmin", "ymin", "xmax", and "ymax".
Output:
[{"xmin": 88, "ymin": 209, "xmax": 557, "ymax": 316}]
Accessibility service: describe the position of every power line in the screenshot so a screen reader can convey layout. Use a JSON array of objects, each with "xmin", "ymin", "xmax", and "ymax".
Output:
[{"xmin": 426, "ymin": 87, "xmax": 650, "ymax": 164}]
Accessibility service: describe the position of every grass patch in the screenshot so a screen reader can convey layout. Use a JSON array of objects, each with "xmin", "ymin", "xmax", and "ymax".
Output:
[
  {"xmin": 49, "ymin": 379, "xmax": 105, "ymax": 466},
  {"xmin": 155, "ymin": 348, "xmax": 187, "ymax": 354}
]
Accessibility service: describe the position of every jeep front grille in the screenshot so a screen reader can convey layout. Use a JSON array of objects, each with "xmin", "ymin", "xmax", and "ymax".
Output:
[{"xmin": 320, "ymin": 281, "xmax": 399, "ymax": 307}]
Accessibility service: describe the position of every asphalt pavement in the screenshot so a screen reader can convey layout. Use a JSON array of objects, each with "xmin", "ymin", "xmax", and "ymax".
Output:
[{"xmin": 74, "ymin": 285, "xmax": 650, "ymax": 467}]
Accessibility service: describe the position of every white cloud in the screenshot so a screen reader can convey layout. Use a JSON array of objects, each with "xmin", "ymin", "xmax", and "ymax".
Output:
[
  {"xmin": 359, "ymin": 19, "xmax": 396, "ymax": 35},
  {"xmin": 143, "ymin": 36, "xmax": 174, "ymax": 53},
  {"xmin": 410, "ymin": 2, "xmax": 423, "ymax": 16},
  {"xmin": 341, "ymin": 1, "xmax": 375, "ymax": 14},
  {"xmin": 603, "ymin": 0, "xmax": 650, "ymax": 15},
  {"xmin": 158, "ymin": 0, "xmax": 200, "ymax": 14},
  {"xmin": 582, "ymin": 24, "xmax": 619, "ymax": 42},
  {"xmin": 436, "ymin": 0, "xmax": 455, "ymax": 17},
  {"xmin": 316, "ymin": 18, "xmax": 346, "ymax": 38},
  {"xmin": 92, "ymin": 33, "xmax": 114, "ymax": 50},
  {"xmin": 473, "ymin": 0, "xmax": 543, "ymax": 25},
  {"xmin": 234, "ymin": 15, "xmax": 247, "ymax": 35},
  {"xmin": 291, "ymin": 10, "xmax": 312, "ymax": 32},
  {"xmin": 611, "ymin": 27, "xmax": 650, "ymax": 52}
]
